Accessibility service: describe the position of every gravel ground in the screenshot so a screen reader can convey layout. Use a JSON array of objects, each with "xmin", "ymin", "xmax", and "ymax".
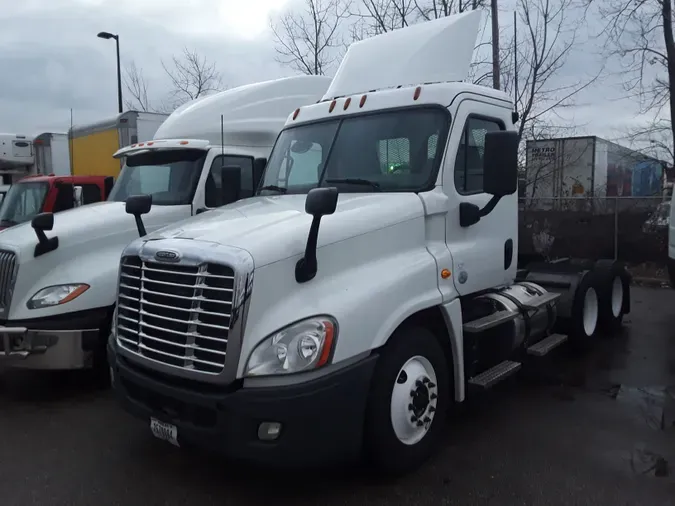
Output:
[{"xmin": 1, "ymin": 285, "xmax": 674, "ymax": 506}]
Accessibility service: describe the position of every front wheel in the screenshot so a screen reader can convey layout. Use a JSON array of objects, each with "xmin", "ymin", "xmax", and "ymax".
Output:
[{"xmin": 364, "ymin": 325, "xmax": 451, "ymax": 476}]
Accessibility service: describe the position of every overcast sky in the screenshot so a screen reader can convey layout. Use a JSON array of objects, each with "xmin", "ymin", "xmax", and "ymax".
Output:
[{"xmin": 0, "ymin": 0, "xmax": 660, "ymax": 151}]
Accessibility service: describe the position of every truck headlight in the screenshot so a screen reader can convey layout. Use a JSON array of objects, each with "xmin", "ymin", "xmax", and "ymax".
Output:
[
  {"xmin": 244, "ymin": 316, "xmax": 337, "ymax": 377},
  {"xmin": 27, "ymin": 284, "xmax": 90, "ymax": 309}
]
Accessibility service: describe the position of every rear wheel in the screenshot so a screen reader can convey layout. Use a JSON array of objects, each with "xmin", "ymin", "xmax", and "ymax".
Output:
[
  {"xmin": 364, "ymin": 325, "xmax": 450, "ymax": 476},
  {"xmin": 567, "ymin": 273, "xmax": 602, "ymax": 352},
  {"xmin": 597, "ymin": 264, "xmax": 630, "ymax": 333}
]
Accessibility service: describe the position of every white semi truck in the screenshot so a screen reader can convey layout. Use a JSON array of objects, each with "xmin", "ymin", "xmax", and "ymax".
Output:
[
  {"xmin": 0, "ymin": 76, "xmax": 331, "ymax": 381},
  {"xmin": 106, "ymin": 11, "xmax": 632, "ymax": 475}
]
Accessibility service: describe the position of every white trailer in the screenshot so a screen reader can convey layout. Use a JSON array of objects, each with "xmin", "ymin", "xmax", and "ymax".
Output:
[
  {"xmin": 525, "ymin": 136, "xmax": 665, "ymax": 202},
  {"xmin": 107, "ymin": 11, "xmax": 632, "ymax": 475},
  {"xmin": 0, "ymin": 134, "xmax": 34, "ymax": 184},
  {"xmin": 33, "ymin": 132, "xmax": 71, "ymax": 176},
  {"xmin": 0, "ymin": 75, "xmax": 332, "ymax": 381}
]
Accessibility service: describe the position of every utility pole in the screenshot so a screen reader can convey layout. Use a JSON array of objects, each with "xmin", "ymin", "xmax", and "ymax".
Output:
[{"xmin": 491, "ymin": 0, "xmax": 501, "ymax": 90}]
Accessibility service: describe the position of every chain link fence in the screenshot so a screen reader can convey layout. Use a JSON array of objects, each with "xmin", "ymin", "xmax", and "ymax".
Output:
[{"xmin": 519, "ymin": 197, "xmax": 670, "ymax": 264}]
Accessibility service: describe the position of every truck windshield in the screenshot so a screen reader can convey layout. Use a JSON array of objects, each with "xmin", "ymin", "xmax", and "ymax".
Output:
[
  {"xmin": 108, "ymin": 149, "xmax": 206, "ymax": 205},
  {"xmin": 0, "ymin": 182, "xmax": 48, "ymax": 226},
  {"xmin": 259, "ymin": 107, "xmax": 449, "ymax": 194}
]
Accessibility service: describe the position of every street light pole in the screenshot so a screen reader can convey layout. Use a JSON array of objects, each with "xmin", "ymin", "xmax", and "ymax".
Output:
[{"xmin": 97, "ymin": 31, "xmax": 123, "ymax": 113}]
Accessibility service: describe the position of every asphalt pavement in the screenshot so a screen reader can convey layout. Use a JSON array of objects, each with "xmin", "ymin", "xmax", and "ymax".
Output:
[{"xmin": 1, "ymin": 285, "xmax": 674, "ymax": 506}]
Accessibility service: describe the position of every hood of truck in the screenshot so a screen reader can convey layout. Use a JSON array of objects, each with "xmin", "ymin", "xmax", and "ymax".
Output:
[
  {"xmin": 142, "ymin": 193, "xmax": 426, "ymax": 267},
  {"xmin": 0, "ymin": 201, "xmax": 189, "ymax": 257}
]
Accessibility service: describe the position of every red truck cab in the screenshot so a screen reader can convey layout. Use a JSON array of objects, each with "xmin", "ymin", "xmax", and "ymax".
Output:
[{"xmin": 0, "ymin": 174, "xmax": 114, "ymax": 231}]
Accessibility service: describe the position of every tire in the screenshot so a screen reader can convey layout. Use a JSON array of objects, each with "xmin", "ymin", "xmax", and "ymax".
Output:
[
  {"xmin": 363, "ymin": 325, "xmax": 451, "ymax": 476},
  {"xmin": 596, "ymin": 262, "xmax": 630, "ymax": 334},
  {"xmin": 566, "ymin": 271, "xmax": 602, "ymax": 352}
]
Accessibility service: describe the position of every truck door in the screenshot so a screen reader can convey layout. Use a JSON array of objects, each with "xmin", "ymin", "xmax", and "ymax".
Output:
[
  {"xmin": 193, "ymin": 154, "xmax": 255, "ymax": 213},
  {"xmin": 443, "ymin": 99, "xmax": 517, "ymax": 295}
]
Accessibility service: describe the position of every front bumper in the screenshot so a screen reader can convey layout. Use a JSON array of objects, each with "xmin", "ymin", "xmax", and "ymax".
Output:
[
  {"xmin": 0, "ymin": 326, "xmax": 98, "ymax": 369},
  {"xmin": 109, "ymin": 340, "xmax": 378, "ymax": 468},
  {"xmin": 0, "ymin": 308, "xmax": 109, "ymax": 369}
]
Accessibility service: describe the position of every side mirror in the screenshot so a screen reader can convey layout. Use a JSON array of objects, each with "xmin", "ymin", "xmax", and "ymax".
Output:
[
  {"xmin": 296, "ymin": 187, "xmax": 339, "ymax": 283},
  {"xmin": 125, "ymin": 194, "xmax": 152, "ymax": 237},
  {"xmin": 73, "ymin": 186, "xmax": 83, "ymax": 207},
  {"xmin": 32, "ymin": 212, "xmax": 54, "ymax": 232},
  {"xmin": 32, "ymin": 212, "xmax": 58, "ymax": 257},
  {"xmin": 252, "ymin": 157, "xmax": 267, "ymax": 191},
  {"xmin": 54, "ymin": 182, "xmax": 75, "ymax": 211},
  {"xmin": 220, "ymin": 165, "xmax": 242, "ymax": 205},
  {"xmin": 103, "ymin": 176, "xmax": 115, "ymax": 199},
  {"xmin": 460, "ymin": 130, "xmax": 519, "ymax": 228},
  {"xmin": 125, "ymin": 194, "xmax": 152, "ymax": 216},
  {"xmin": 483, "ymin": 130, "xmax": 519, "ymax": 197},
  {"xmin": 305, "ymin": 187, "xmax": 339, "ymax": 216}
]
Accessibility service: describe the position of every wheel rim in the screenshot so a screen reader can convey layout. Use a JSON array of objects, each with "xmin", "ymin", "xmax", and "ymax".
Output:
[
  {"xmin": 611, "ymin": 276, "xmax": 623, "ymax": 318},
  {"xmin": 390, "ymin": 355, "xmax": 438, "ymax": 446},
  {"xmin": 582, "ymin": 287, "xmax": 599, "ymax": 336}
]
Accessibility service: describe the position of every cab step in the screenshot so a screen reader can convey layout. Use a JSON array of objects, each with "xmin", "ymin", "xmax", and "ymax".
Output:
[
  {"xmin": 526, "ymin": 333, "xmax": 568, "ymax": 357},
  {"xmin": 468, "ymin": 360, "xmax": 522, "ymax": 390},
  {"xmin": 463, "ymin": 311, "xmax": 518, "ymax": 333}
]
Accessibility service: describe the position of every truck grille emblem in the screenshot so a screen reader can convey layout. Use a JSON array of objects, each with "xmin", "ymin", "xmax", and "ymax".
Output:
[{"xmin": 155, "ymin": 250, "xmax": 180, "ymax": 262}]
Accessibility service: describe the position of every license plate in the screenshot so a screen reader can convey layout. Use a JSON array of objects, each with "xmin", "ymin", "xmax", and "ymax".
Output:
[{"xmin": 150, "ymin": 418, "xmax": 179, "ymax": 447}]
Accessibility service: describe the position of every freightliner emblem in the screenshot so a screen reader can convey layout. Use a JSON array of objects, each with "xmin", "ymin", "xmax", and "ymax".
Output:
[{"xmin": 155, "ymin": 250, "xmax": 181, "ymax": 262}]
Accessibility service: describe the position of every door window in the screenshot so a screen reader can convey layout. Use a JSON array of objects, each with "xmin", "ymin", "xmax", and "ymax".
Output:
[{"xmin": 454, "ymin": 117, "xmax": 503, "ymax": 194}]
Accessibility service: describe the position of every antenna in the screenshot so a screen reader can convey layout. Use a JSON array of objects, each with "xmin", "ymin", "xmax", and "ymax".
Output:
[
  {"xmin": 69, "ymin": 108, "xmax": 74, "ymax": 175},
  {"xmin": 513, "ymin": 11, "xmax": 519, "ymax": 118},
  {"xmin": 220, "ymin": 114, "xmax": 224, "ymax": 158}
]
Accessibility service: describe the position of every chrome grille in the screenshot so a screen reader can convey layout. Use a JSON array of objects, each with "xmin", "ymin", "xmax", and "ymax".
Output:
[
  {"xmin": 0, "ymin": 250, "xmax": 17, "ymax": 311},
  {"xmin": 116, "ymin": 255, "xmax": 234, "ymax": 374}
]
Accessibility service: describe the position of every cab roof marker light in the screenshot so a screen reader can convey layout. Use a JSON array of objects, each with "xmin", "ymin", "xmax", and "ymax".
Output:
[
  {"xmin": 359, "ymin": 95, "xmax": 367, "ymax": 108},
  {"xmin": 413, "ymin": 86, "xmax": 422, "ymax": 100},
  {"xmin": 329, "ymin": 100, "xmax": 336, "ymax": 113},
  {"xmin": 292, "ymin": 108, "xmax": 300, "ymax": 120},
  {"xmin": 343, "ymin": 97, "xmax": 351, "ymax": 110},
  {"xmin": 179, "ymin": 140, "xmax": 189, "ymax": 145}
]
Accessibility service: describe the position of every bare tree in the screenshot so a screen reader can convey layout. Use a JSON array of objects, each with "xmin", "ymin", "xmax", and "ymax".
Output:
[
  {"xmin": 162, "ymin": 48, "xmax": 224, "ymax": 109},
  {"xmin": 589, "ymin": 0, "xmax": 675, "ymax": 163},
  {"xmin": 123, "ymin": 61, "xmax": 154, "ymax": 112},
  {"xmin": 271, "ymin": 0, "xmax": 351, "ymax": 75},
  {"xmin": 507, "ymin": 0, "xmax": 602, "ymax": 197}
]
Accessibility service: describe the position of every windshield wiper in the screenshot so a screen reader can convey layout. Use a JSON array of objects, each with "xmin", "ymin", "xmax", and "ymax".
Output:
[
  {"xmin": 258, "ymin": 185, "xmax": 287, "ymax": 194},
  {"xmin": 325, "ymin": 178, "xmax": 381, "ymax": 191}
]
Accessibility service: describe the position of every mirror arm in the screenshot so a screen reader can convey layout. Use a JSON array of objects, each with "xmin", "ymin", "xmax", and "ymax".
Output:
[
  {"xmin": 479, "ymin": 195, "xmax": 502, "ymax": 217},
  {"xmin": 295, "ymin": 216, "xmax": 322, "ymax": 283},
  {"xmin": 134, "ymin": 216, "xmax": 147, "ymax": 237}
]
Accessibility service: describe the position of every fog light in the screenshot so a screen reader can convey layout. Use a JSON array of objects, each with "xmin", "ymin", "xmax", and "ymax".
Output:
[{"xmin": 258, "ymin": 421, "xmax": 282, "ymax": 441}]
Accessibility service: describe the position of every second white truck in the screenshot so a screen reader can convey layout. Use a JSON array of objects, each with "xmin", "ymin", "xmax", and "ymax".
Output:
[{"xmin": 0, "ymin": 75, "xmax": 332, "ymax": 381}]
